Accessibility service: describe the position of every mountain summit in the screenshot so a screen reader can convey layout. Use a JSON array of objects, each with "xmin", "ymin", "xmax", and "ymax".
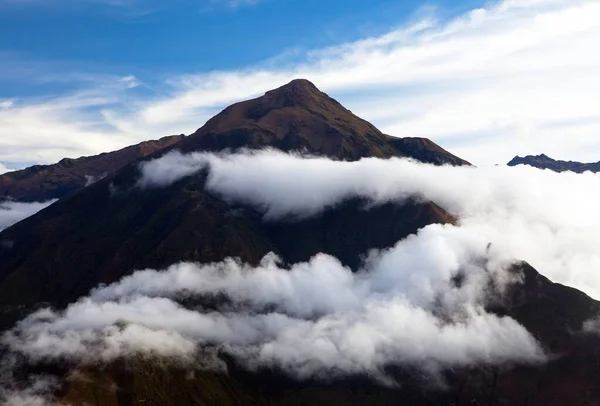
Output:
[
  {"xmin": 256, "ymin": 78, "xmax": 330, "ymax": 109},
  {"xmin": 181, "ymin": 79, "xmax": 469, "ymax": 165}
]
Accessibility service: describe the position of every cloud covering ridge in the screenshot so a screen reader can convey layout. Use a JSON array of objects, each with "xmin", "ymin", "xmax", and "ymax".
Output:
[{"xmin": 137, "ymin": 149, "xmax": 600, "ymax": 299}]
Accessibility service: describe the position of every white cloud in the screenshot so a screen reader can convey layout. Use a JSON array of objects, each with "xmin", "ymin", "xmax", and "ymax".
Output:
[
  {"xmin": 0, "ymin": 162, "xmax": 11, "ymax": 175},
  {"xmin": 0, "ymin": 100, "xmax": 13, "ymax": 110},
  {"xmin": 2, "ymin": 0, "xmax": 600, "ymax": 166},
  {"xmin": 0, "ymin": 78, "xmax": 137, "ymax": 166},
  {"xmin": 119, "ymin": 74, "xmax": 140, "ymax": 89},
  {"xmin": 0, "ymin": 200, "xmax": 56, "ymax": 231},
  {"xmin": 139, "ymin": 149, "xmax": 600, "ymax": 299},
  {"xmin": 4, "ymin": 223, "xmax": 545, "ymax": 383},
  {"xmin": 0, "ymin": 369, "xmax": 57, "ymax": 406},
  {"xmin": 3, "ymin": 394, "xmax": 48, "ymax": 406}
]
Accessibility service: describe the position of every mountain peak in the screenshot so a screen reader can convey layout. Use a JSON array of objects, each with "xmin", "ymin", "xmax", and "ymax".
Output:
[
  {"xmin": 178, "ymin": 80, "xmax": 468, "ymax": 164},
  {"xmin": 182, "ymin": 78, "xmax": 387, "ymax": 159},
  {"xmin": 250, "ymin": 78, "xmax": 334, "ymax": 114},
  {"xmin": 262, "ymin": 78, "xmax": 322, "ymax": 107},
  {"xmin": 194, "ymin": 78, "xmax": 347, "ymax": 133},
  {"xmin": 508, "ymin": 153, "xmax": 554, "ymax": 166},
  {"xmin": 271, "ymin": 78, "xmax": 320, "ymax": 93}
]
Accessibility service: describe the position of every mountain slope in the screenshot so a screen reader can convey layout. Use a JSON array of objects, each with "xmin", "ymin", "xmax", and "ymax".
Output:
[
  {"xmin": 0, "ymin": 80, "xmax": 460, "ymax": 327},
  {"xmin": 0, "ymin": 135, "xmax": 184, "ymax": 202},
  {"xmin": 508, "ymin": 154, "xmax": 600, "ymax": 173}
]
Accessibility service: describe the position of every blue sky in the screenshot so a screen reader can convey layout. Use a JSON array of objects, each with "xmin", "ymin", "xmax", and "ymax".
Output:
[
  {"xmin": 1, "ymin": 0, "xmax": 600, "ymax": 171},
  {"xmin": 0, "ymin": 0, "xmax": 480, "ymax": 92}
]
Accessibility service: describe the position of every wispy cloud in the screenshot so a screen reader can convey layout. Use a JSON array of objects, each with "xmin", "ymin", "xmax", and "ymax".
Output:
[
  {"xmin": 0, "ymin": 76, "xmax": 139, "ymax": 166},
  {"xmin": 2, "ymin": 0, "xmax": 600, "ymax": 166}
]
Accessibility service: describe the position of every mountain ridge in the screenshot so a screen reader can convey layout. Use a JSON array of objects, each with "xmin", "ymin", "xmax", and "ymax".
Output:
[
  {"xmin": 508, "ymin": 153, "xmax": 600, "ymax": 173},
  {"xmin": 0, "ymin": 135, "xmax": 185, "ymax": 202}
]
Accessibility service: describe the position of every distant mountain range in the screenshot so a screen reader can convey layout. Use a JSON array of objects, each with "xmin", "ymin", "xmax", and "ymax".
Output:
[
  {"xmin": 1, "ymin": 80, "xmax": 599, "ymax": 406},
  {"xmin": 508, "ymin": 154, "xmax": 600, "ymax": 173}
]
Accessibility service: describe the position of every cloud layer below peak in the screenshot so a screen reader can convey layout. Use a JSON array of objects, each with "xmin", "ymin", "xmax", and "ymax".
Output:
[
  {"xmin": 138, "ymin": 149, "xmax": 600, "ymax": 299},
  {"xmin": 5, "ymin": 148, "xmax": 600, "ymax": 403},
  {"xmin": 4, "ymin": 223, "xmax": 545, "ymax": 382}
]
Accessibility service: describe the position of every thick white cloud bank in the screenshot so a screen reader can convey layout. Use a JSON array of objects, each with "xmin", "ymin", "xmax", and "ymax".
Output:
[
  {"xmin": 2, "ymin": 0, "xmax": 600, "ymax": 166},
  {"xmin": 0, "ymin": 200, "xmax": 56, "ymax": 232},
  {"xmin": 139, "ymin": 149, "xmax": 600, "ymax": 299},
  {"xmin": 4, "ymin": 224, "xmax": 544, "ymax": 382}
]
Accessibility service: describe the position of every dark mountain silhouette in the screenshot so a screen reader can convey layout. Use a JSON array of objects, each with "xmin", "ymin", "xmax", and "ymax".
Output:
[
  {"xmin": 1, "ymin": 80, "xmax": 599, "ymax": 405},
  {"xmin": 0, "ymin": 135, "xmax": 184, "ymax": 202},
  {"xmin": 508, "ymin": 154, "xmax": 600, "ymax": 173}
]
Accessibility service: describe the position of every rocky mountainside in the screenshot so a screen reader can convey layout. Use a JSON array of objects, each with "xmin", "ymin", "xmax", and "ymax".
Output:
[
  {"xmin": 508, "ymin": 154, "xmax": 600, "ymax": 173},
  {"xmin": 0, "ymin": 135, "xmax": 184, "ymax": 202}
]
